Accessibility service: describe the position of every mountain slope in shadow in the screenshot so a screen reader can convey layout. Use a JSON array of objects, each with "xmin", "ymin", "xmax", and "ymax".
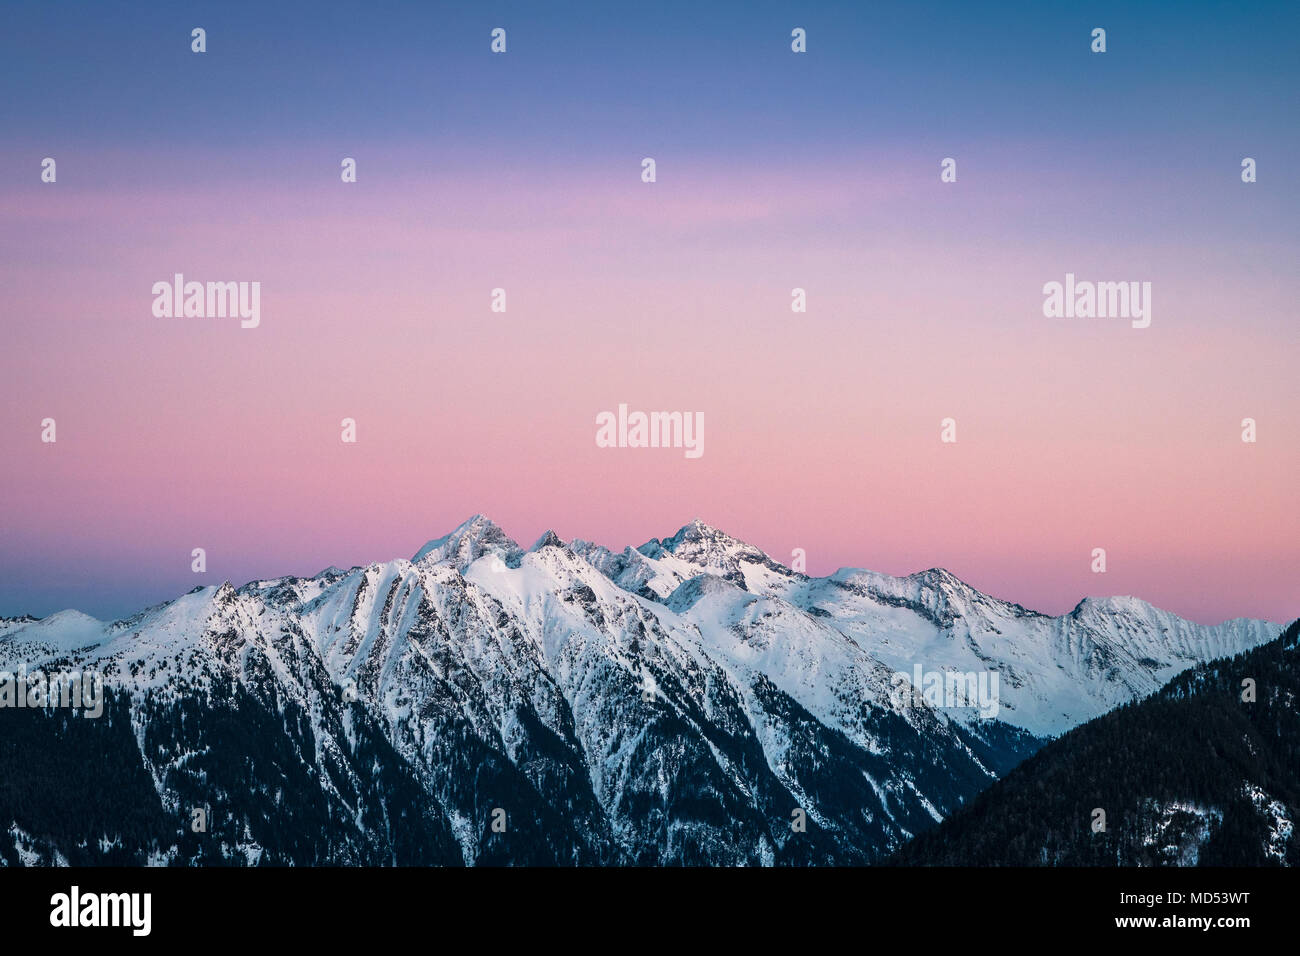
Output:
[{"xmin": 895, "ymin": 619, "xmax": 1300, "ymax": 866}]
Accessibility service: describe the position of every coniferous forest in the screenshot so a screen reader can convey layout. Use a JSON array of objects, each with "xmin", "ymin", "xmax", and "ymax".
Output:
[{"xmin": 895, "ymin": 620, "xmax": 1300, "ymax": 866}]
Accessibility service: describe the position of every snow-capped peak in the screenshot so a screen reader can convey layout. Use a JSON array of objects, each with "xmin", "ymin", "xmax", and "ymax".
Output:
[
  {"xmin": 412, "ymin": 514, "xmax": 521, "ymax": 570},
  {"xmin": 631, "ymin": 518, "xmax": 797, "ymax": 594},
  {"xmin": 659, "ymin": 518, "xmax": 751, "ymax": 557},
  {"xmin": 1071, "ymin": 594, "xmax": 1159, "ymax": 618},
  {"xmin": 0, "ymin": 609, "xmax": 106, "ymax": 653},
  {"xmin": 530, "ymin": 530, "xmax": 565, "ymax": 552},
  {"xmin": 908, "ymin": 567, "xmax": 965, "ymax": 587}
]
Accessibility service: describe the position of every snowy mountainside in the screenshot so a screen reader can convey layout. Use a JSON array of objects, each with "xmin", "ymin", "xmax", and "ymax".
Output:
[{"xmin": 0, "ymin": 515, "xmax": 1277, "ymax": 866}]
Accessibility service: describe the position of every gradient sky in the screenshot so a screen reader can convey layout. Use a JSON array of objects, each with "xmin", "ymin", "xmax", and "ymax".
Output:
[{"xmin": 2, "ymin": 0, "xmax": 1297, "ymax": 625}]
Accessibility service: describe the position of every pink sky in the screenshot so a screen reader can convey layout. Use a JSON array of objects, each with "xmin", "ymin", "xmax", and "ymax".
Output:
[{"xmin": 2, "ymin": 158, "xmax": 1296, "ymax": 625}]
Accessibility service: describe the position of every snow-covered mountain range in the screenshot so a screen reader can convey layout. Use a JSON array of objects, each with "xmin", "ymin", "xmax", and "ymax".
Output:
[{"xmin": 0, "ymin": 516, "xmax": 1279, "ymax": 866}]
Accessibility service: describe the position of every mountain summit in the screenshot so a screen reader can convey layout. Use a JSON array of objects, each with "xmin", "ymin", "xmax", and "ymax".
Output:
[{"xmin": 412, "ymin": 514, "xmax": 522, "ymax": 570}]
